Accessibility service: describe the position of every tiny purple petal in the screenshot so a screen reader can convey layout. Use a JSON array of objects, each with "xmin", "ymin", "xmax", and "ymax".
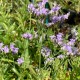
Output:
[
  {"xmin": 12, "ymin": 48, "xmax": 19, "ymax": 54},
  {"xmin": 42, "ymin": 0, "xmax": 48, "ymax": 4},
  {"xmin": 52, "ymin": 16, "xmax": 59, "ymax": 23},
  {"xmin": 17, "ymin": 58, "xmax": 24, "ymax": 65},
  {"xmin": 67, "ymin": 39, "xmax": 76, "ymax": 46},
  {"xmin": 65, "ymin": 45, "xmax": 72, "ymax": 53},
  {"xmin": 63, "ymin": 12, "xmax": 70, "ymax": 20},
  {"xmin": 52, "ymin": 5, "xmax": 61, "ymax": 12},
  {"xmin": 22, "ymin": 33, "xmax": 33, "ymax": 40},
  {"xmin": 41, "ymin": 47, "xmax": 51, "ymax": 58},
  {"xmin": 3, "ymin": 45, "xmax": 9, "ymax": 53},
  {"xmin": 56, "ymin": 33, "xmax": 63, "ymax": 38},
  {"xmin": 57, "ymin": 40, "xmax": 63, "ymax": 45},
  {"xmin": 44, "ymin": 57, "xmax": 54, "ymax": 65},
  {"xmin": 39, "ymin": 8, "xmax": 48, "ymax": 15},
  {"xmin": 10, "ymin": 43, "xmax": 15, "ymax": 49},
  {"xmin": 10, "ymin": 43, "xmax": 19, "ymax": 54},
  {"xmin": 57, "ymin": 54, "xmax": 65, "ymax": 59},
  {"xmin": 28, "ymin": 3, "xmax": 35, "ymax": 12},
  {"xmin": 49, "ymin": 35, "xmax": 56, "ymax": 42}
]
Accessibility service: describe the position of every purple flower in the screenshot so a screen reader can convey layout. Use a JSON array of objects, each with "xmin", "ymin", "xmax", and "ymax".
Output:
[
  {"xmin": 39, "ymin": 8, "xmax": 48, "ymax": 15},
  {"xmin": 27, "ymin": 0, "xmax": 70, "ymax": 27},
  {"xmin": 52, "ymin": 15, "xmax": 65, "ymax": 23},
  {"xmin": 57, "ymin": 54, "xmax": 65, "ymax": 59},
  {"xmin": 67, "ymin": 39, "xmax": 76, "ymax": 46},
  {"xmin": 44, "ymin": 57, "xmax": 54, "ymax": 65},
  {"xmin": 35, "ymin": 8, "xmax": 48, "ymax": 16},
  {"xmin": 38, "ymin": 2, "xmax": 42, "ymax": 8},
  {"xmin": 12, "ymin": 48, "xmax": 19, "ymax": 54},
  {"xmin": 70, "ymin": 39, "xmax": 75, "ymax": 43},
  {"xmin": 52, "ymin": 16, "xmax": 60, "ymax": 23},
  {"xmin": 10, "ymin": 43, "xmax": 19, "ymax": 54},
  {"xmin": 62, "ymin": 12, "xmax": 70, "ymax": 20},
  {"xmin": 28, "ymin": 3, "xmax": 35, "ymax": 12},
  {"xmin": 61, "ymin": 44, "xmax": 72, "ymax": 54},
  {"xmin": 52, "ymin": 5, "xmax": 61, "ymax": 12},
  {"xmin": 34, "ymin": 9, "xmax": 40, "ymax": 16},
  {"xmin": 56, "ymin": 33, "xmax": 63, "ymax": 38},
  {"xmin": 17, "ymin": 58, "xmax": 24, "ymax": 65},
  {"xmin": 49, "ymin": 35, "xmax": 56, "ymax": 42},
  {"xmin": 56, "ymin": 33, "xmax": 63, "ymax": 41},
  {"xmin": 42, "ymin": 0, "xmax": 48, "ymax": 4},
  {"xmin": 22, "ymin": 33, "xmax": 33, "ymax": 40},
  {"xmin": 56, "ymin": 37, "xmax": 63, "ymax": 42},
  {"xmin": 61, "ymin": 44, "xmax": 67, "ymax": 50},
  {"xmin": 66, "ymin": 45, "xmax": 72, "ymax": 53},
  {"xmin": 50, "ymin": 33, "xmax": 64, "ymax": 45},
  {"xmin": 41, "ymin": 47, "xmax": 51, "ymax": 58},
  {"xmin": 57, "ymin": 40, "xmax": 63, "ymax": 45},
  {"xmin": 57, "ymin": 16, "xmax": 63, "ymax": 21},
  {"xmin": 10, "ymin": 43, "xmax": 15, "ymax": 49},
  {"xmin": 56, "ymin": 33, "xmax": 63, "ymax": 45},
  {"xmin": 2, "ymin": 45, "xmax": 9, "ymax": 53}
]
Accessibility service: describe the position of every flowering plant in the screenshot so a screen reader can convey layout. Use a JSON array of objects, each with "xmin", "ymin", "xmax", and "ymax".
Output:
[{"xmin": 0, "ymin": 0, "xmax": 80, "ymax": 80}]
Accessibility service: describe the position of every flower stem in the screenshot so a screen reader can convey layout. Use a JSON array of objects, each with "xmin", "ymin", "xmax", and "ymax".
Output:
[{"xmin": 30, "ymin": 13, "xmax": 32, "ymax": 30}]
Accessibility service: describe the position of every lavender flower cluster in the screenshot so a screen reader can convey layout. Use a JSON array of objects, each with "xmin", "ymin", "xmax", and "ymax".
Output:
[
  {"xmin": 41, "ymin": 46, "xmax": 54, "ymax": 65},
  {"xmin": 41, "ymin": 46, "xmax": 51, "ymax": 58},
  {"xmin": 0, "ymin": 42, "xmax": 19, "ymax": 54},
  {"xmin": 28, "ymin": 0, "xmax": 70, "ymax": 26},
  {"xmin": 50, "ymin": 33, "xmax": 79, "ymax": 56},
  {"xmin": 22, "ymin": 33, "xmax": 33, "ymax": 40},
  {"xmin": 0, "ymin": 42, "xmax": 22, "ymax": 65},
  {"xmin": 28, "ymin": 0, "xmax": 49, "ymax": 15}
]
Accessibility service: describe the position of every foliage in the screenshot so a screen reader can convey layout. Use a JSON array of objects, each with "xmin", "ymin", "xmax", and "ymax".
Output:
[{"xmin": 0, "ymin": 0, "xmax": 80, "ymax": 80}]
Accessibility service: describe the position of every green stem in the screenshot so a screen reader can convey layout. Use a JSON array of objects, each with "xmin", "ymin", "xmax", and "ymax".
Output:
[
  {"xmin": 30, "ymin": 13, "xmax": 32, "ymax": 30},
  {"xmin": 39, "ymin": 49, "xmax": 41, "ymax": 70},
  {"xmin": 38, "ymin": 35, "xmax": 42, "ymax": 70},
  {"xmin": 12, "ymin": 67, "xmax": 20, "ymax": 76},
  {"xmin": 1, "ymin": 58, "xmax": 14, "ymax": 63},
  {"xmin": 23, "ymin": 39, "xmax": 29, "ymax": 69}
]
